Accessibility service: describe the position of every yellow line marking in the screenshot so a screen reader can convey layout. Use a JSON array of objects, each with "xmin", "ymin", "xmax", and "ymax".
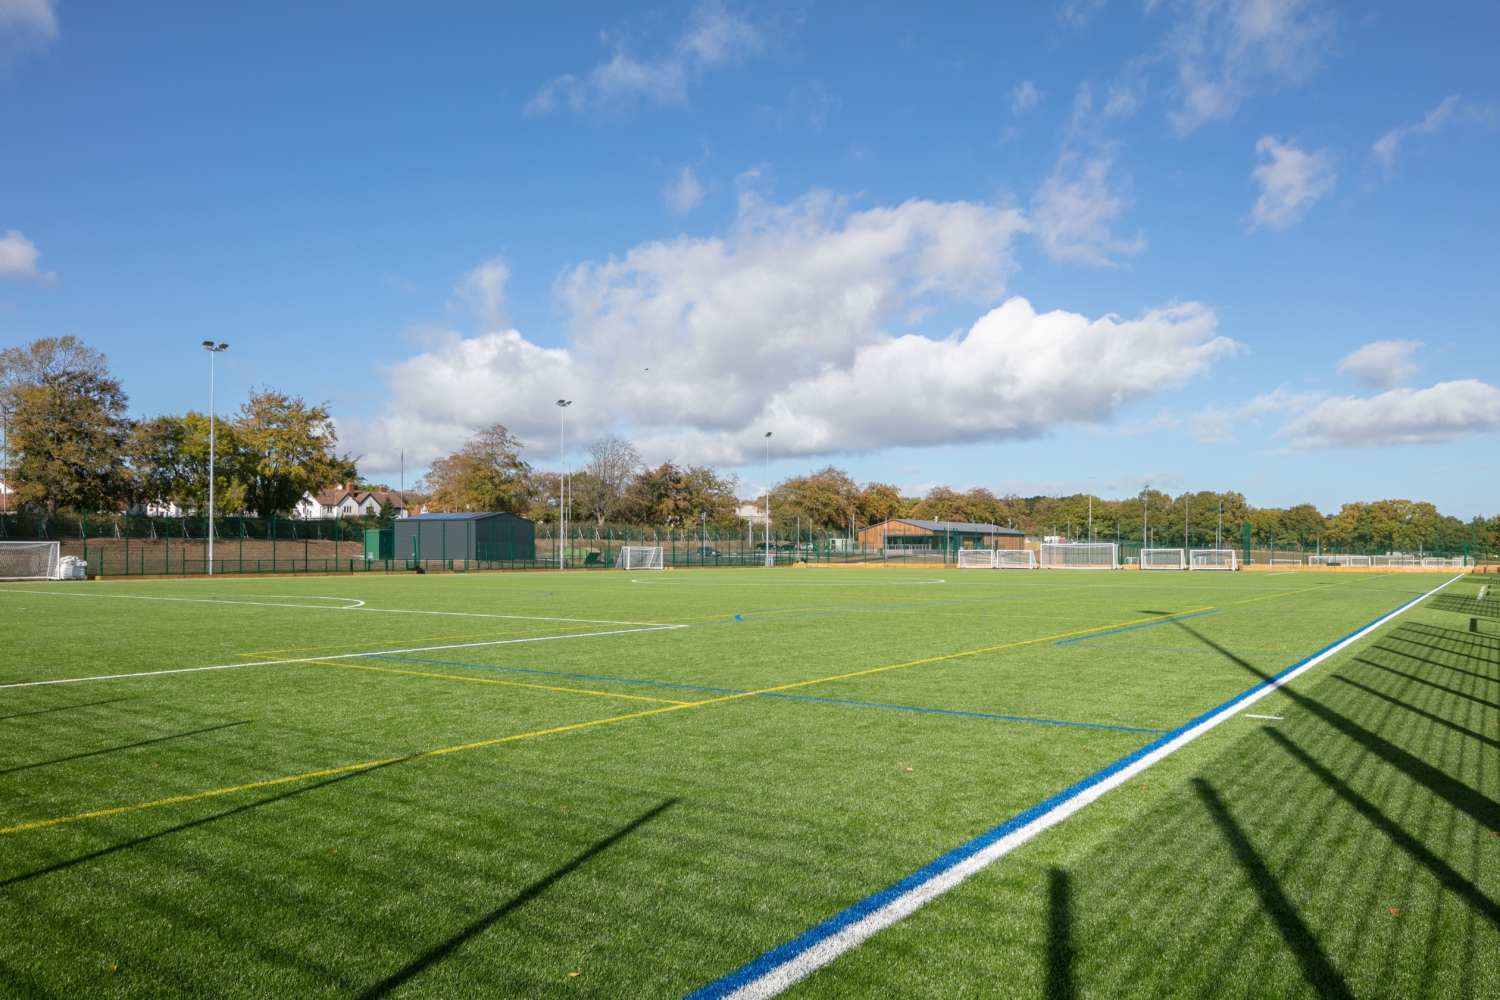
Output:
[
  {"xmin": 2, "ymin": 607, "xmax": 1210, "ymax": 837},
  {"xmin": 305, "ymin": 659, "xmax": 689, "ymax": 705}
]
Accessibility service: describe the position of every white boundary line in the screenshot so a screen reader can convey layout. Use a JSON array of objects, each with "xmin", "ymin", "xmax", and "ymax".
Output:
[
  {"xmin": 687, "ymin": 572, "xmax": 1465, "ymax": 1000},
  {"xmin": 0, "ymin": 625, "xmax": 685, "ymax": 690},
  {"xmin": 0, "ymin": 588, "xmax": 670, "ymax": 626}
]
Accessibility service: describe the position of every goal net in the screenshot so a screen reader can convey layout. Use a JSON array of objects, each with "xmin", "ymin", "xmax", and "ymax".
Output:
[
  {"xmin": 1189, "ymin": 549, "xmax": 1238, "ymax": 571},
  {"xmin": 956, "ymin": 549, "xmax": 996, "ymax": 569},
  {"xmin": 996, "ymin": 549, "xmax": 1037, "ymax": 569},
  {"xmin": 618, "ymin": 545, "xmax": 664, "ymax": 570},
  {"xmin": 1039, "ymin": 542, "xmax": 1117, "ymax": 570},
  {"xmin": 1373, "ymin": 555, "xmax": 1417, "ymax": 567},
  {"xmin": 1309, "ymin": 554, "xmax": 1370, "ymax": 568},
  {"xmin": 0, "ymin": 541, "xmax": 61, "ymax": 580},
  {"xmin": 1141, "ymin": 548, "xmax": 1185, "ymax": 570}
]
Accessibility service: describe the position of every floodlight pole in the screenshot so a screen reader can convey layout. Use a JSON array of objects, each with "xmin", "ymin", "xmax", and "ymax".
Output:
[
  {"xmin": 1142, "ymin": 484, "xmax": 1149, "ymax": 556},
  {"xmin": 1088, "ymin": 474, "xmax": 1094, "ymax": 542},
  {"xmin": 764, "ymin": 431, "xmax": 773, "ymax": 567},
  {"xmin": 201, "ymin": 341, "xmax": 228, "ymax": 575},
  {"xmin": 557, "ymin": 400, "xmax": 571, "ymax": 569}
]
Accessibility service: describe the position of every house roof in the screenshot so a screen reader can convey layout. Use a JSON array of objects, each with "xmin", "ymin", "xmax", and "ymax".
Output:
[
  {"xmin": 305, "ymin": 487, "xmax": 409, "ymax": 508},
  {"xmin": 872, "ymin": 518, "xmax": 1023, "ymax": 535},
  {"xmin": 403, "ymin": 511, "xmax": 532, "ymax": 522}
]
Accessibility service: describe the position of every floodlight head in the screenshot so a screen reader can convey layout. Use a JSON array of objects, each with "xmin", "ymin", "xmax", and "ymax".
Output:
[
  {"xmin": 556, "ymin": 399, "xmax": 572, "ymax": 407},
  {"xmin": 765, "ymin": 431, "xmax": 772, "ymax": 438},
  {"xmin": 217, "ymin": 343, "xmax": 229, "ymax": 351},
  {"xmin": 202, "ymin": 340, "xmax": 215, "ymax": 349}
]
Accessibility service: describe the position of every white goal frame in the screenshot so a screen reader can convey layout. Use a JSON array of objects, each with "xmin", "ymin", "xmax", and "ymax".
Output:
[
  {"xmin": 1309, "ymin": 554, "xmax": 1370, "ymax": 568},
  {"xmin": 617, "ymin": 545, "xmax": 665, "ymax": 570},
  {"xmin": 1141, "ymin": 548, "xmax": 1186, "ymax": 570},
  {"xmin": 1189, "ymin": 549, "xmax": 1239, "ymax": 571},
  {"xmin": 996, "ymin": 549, "xmax": 1037, "ymax": 569},
  {"xmin": 0, "ymin": 541, "xmax": 61, "ymax": 580},
  {"xmin": 956, "ymin": 549, "xmax": 997, "ymax": 569},
  {"xmin": 1039, "ymin": 542, "xmax": 1117, "ymax": 570}
]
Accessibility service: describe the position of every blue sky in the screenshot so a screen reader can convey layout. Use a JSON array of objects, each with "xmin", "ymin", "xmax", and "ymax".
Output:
[{"xmin": 1, "ymin": 1, "xmax": 1496, "ymax": 515}]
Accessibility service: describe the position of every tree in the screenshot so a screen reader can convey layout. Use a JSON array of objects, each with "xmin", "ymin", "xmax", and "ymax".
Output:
[
  {"xmin": 679, "ymin": 465, "xmax": 740, "ymax": 528},
  {"xmin": 235, "ymin": 389, "xmax": 356, "ymax": 517},
  {"xmin": 625, "ymin": 462, "xmax": 691, "ymax": 526},
  {"xmin": 126, "ymin": 412, "xmax": 249, "ymax": 514},
  {"xmin": 575, "ymin": 433, "xmax": 643, "ymax": 525},
  {"xmin": 771, "ymin": 466, "xmax": 860, "ymax": 530},
  {"xmin": 1, "ymin": 337, "xmax": 130, "ymax": 512},
  {"xmin": 858, "ymin": 483, "xmax": 904, "ymax": 526},
  {"xmin": 421, "ymin": 423, "xmax": 534, "ymax": 514}
]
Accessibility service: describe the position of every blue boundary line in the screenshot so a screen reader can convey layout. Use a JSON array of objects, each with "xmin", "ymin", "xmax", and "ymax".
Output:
[
  {"xmin": 1053, "ymin": 608, "xmax": 1218, "ymax": 644},
  {"xmin": 366, "ymin": 655, "xmax": 1160, "ymax": 734},
  {"xmin": 682, "ymin": 584, "xmax": 1447, "ymax": 1000}
]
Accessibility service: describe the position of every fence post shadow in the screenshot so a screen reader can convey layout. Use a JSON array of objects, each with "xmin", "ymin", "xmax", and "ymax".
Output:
[
  {"xmin": 1193, "ymin": 778, "xmax": 1354, "ymax": 1000},
  {"xmin": 1046, "ymin": 867, "xmax": 1076, "ymax": 1000}
]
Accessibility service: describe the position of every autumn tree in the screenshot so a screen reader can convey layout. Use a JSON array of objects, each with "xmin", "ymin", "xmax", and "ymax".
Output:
[
  {"xmin": 574, "ymin": 433, "xmax": 643, "ymax": 525},
  {"xmin": 0, "ymin": 337, "xmax": 130, "ymax": 512},
  {"xmin": 421, "ymin": 423, "xmax": 534, "ymax": 514},
  {"xmin": 235, "ymin": 389, "xmax": 356, "ymax": 517}
]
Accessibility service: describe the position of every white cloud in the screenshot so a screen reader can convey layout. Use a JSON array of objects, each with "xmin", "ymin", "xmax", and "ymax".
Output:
[
  {"xmin": 1248, "ymin": 135, "xmax": 1336, "ymax": 230},
  {"xmin": 348, "ymin": 191, "xmax": 1238, "ymax": 468},
  {"xmin": 1188, "ymin": 404, "xmax": 1236, "ymax": 442},
  {"xmin": 526, "ymin": 1, "xmax": 762, "ymax": 116},
  {"xmin": 1163, "ymin": 0, "xmax": 1334, "ymax": 135},
  {"xmin": 452, "ymin": 257, "xmax": 510, "ymax": 329},
  {"xmin": 0, "ymin": 229, "xmax": 55, "ymax": 286},
  {"xmin": 1279, "ymin": 380, "xmax": 1500, "ymax": 450},
  {"xmin": 1372, "ymin": 94, "xmax": 1497, "ymax": 171},
  {"xmin": 1338, "ymin": 339, "xmax": 1422, "ymax": 388},
  {"xmin": 0, "ymin": 0, "xmax": 57, "ymax": 56},
  {"xmin": 1031, "ymin": 150, "xmax": 1145, "ymax": 265},
  {"xmin": 1239, "ymin": 385, "xmax": 1320, "ymax": 418},
  {"xmin": 663, "ymin": 166, "xmax": 707, "ymax": 214},
  {"xmin": 1010, "ymin": 80, "xmax": 1042, "ymax": 116}
]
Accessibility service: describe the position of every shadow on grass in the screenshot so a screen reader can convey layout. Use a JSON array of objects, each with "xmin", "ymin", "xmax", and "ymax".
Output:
[
  {"xmin": 1331, "ymin": 674, "xmax": 1500, "ymax": 750},
  {"xmin": 1046, "ymin": 868, "xmax": 1075, "ymax": 1000},
  {"xmin": 1194, "ymin": 778, "xmax": 1354, "ymax": 1000},
  {"xmin": 0, "ymin": 761, "xmax": 401, "ymax": 889},
  {"xmin": 1266, "ymin": 728, "xmax": 1500, "ymax": 930},
  {"xmin": 1359, "ymin": 659, "xmax": 1500, "ymax": 711},
  {"xmin": 1173, "ymin": 622, "xmax": 1500, "ymax": 830},
  {"xmin": 0, "ymin": 720, "xmax": 252, "ymax": 776},
  {"xmin": 356, "ymin": 798, "xmax": 677, "ymax": 1000},
  {"xmin": 0, "ymin": 697, "xmax": 128, "ymax": 722}
]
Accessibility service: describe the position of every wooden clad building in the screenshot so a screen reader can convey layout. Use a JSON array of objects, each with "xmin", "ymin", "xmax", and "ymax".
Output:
[{"xmin": 857, "ymin": 519, "xmax": 1025, "ymax": 552}]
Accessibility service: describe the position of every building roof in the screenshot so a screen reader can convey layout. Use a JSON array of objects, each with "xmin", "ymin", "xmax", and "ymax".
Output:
[
  {"xmin": 403, "ymin": 511, "xmax": 532, "ymax": 521},
  {"xmin": 874, "ymin": 518, "xmax": 1023, "ymax": 535},
  {"xmin": 305, "ymin": 486, "xmax": 410, "ymax": 508}
]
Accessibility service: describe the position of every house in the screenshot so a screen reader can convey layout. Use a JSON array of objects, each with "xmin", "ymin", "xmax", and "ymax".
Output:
[
  {"xmin": 735, "ymin": 500, "xmax": 768, "ymax": 525},
  {"xmin": 857, "ymin": 519, "xmax": 1025, "ymax": 552},
  {"xmin": 294, "ymin": 485, "xmax": 412, "ymax": 520}
]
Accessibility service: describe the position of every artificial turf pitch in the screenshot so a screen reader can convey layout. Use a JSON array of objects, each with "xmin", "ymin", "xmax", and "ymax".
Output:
[{"xmin": 0, "ymin": 568, "xmax": 1495, "ymax": 998}]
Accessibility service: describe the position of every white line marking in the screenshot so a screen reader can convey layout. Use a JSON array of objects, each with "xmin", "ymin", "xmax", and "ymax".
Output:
[
  {"xmin": 698, "ymin": 572, "xmax": 1463, "ymax": 1000},
  {"xmin": 0, "ymin": 625, "xmax": 685, "ymax": 690},
  {"xmin": 1244, "ymin": 714, "xmax": 1284, "ymax": 720},
  {"xmin": 0, "ymin": 588, "xmax": 669, "ymax": 626}
]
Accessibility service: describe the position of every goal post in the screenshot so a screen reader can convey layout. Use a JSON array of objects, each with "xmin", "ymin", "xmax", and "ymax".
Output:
[
  {"xmin": 1039, "ymin": 542, "xmax": 1117, "ymax": 570},
  {"xmin": 617, "ymin": 545, "xmax": 664, "ymax": 570},
  {"xmin": 956, "ymin": 549, "xmax": 997, "ymax": 569},
  {"xmin": 1189, "ymin": 549, "xmax": 1238, "ymax": 571},
  {"xmin": 0, "ymin": 541, "xmax": 61, "ymax": 581},
  {"xmin": 996, "ymin": 549, "xmax": 1037, "ymax": 569},
  {"xmin": 1141, "ymin": 548, "xmax": 1186, "ymax": 570}
]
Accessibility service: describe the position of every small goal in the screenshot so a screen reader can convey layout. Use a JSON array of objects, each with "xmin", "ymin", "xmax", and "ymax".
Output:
[
  {"xmin": 1189, "ymin": 549, "xmax": 1238, "ymax": 571},
  {"xmin": 0, "ymin": 541, "xmax": 61, "ymax": 581},
  {"xmin": 1141, "ymin": 548, "xmax": 1186, "ymax": 570},
  {"xmin": 1039, "ymin": 542, "xmax": 1117, "ymax": 570},
  {"xmin": 1309, "ymin": 554, "xmax": 1371, "ymax": 568},
  {"xmin": 617, "ymin": 545, "xmax": 664, "ymax": 570},
  {"xmin": 996, "ymin": 549, "xmax": 1037, "ymax": 569},
  {"xmin": 957, "ymin": 549, "xmax": 996, "ymax": 569}
]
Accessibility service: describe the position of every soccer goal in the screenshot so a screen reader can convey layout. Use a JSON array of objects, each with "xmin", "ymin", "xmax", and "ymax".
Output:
[
  {"xmin": 957, "ymin": 549, "xmax": 997, "ymax": 569},
  {"xmin": 0, "ymin": 541, "xmax": 61, "ymax": 580},
  {"xmin": 1039, "ymin": 542, "xmax": 1117, "ymax": 570},
  {"xmin": 996, "ymin": 549, "xmax": 1037, "ymax": 569},
  {"xmin": 1141, "ymin": 548, "xmax": 1186, "ymax": 570},
  {"xmin": 1309, "ymin": 554, "xmax": 1370, "ymax": 568},
  {"xmin": 617, "ymin": 545, "xmax": 664, "ymax": 570},
  {"xmin": 1373, "ymin": 555, "xmax": 1417, "ymax": 567},
  {"xmin": 1190, "ymin": 549, "xmax": 1239, "ymax": 570}
]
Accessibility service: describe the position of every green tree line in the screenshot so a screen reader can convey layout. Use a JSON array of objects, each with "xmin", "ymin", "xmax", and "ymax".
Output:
[{"xmin": 0, "ymin": 337, "xmax": 354, "ymax": 517}]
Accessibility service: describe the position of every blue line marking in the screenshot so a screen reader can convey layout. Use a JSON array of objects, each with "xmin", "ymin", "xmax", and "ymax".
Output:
[
  {"xmin": 1054, "ymin": 608, "xmax": 1219, "ymax": 644},
  {"xmin": 365, "ymin": 656, "xmax": 1159, "ymax": 733},
  {"xmin": 683, "ymin": 588, "xmax": 1441, "ymax": 1000}
]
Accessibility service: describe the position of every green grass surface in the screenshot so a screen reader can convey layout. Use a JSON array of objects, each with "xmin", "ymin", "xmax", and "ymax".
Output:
[{"xmin": 0, "ymin": 567, "xmax": 1493, "ymax": 998}]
